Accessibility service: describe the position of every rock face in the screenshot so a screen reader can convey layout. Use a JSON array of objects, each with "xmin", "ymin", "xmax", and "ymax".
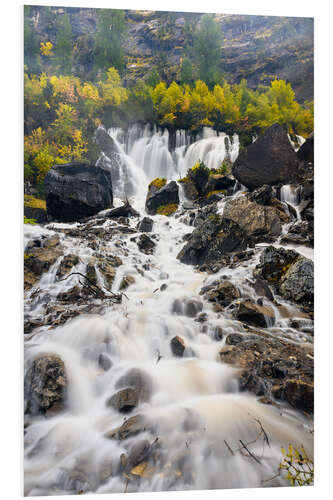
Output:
[
  {"xmin": 297, "ymin": 133, "xmax": 314, "ymax": 163},
  {"xmin": 177, "ymin": 215, "xmax": 248, "ymax": 266},
  {"xmin": 205, "ymin": 281, "xmax": 240, "ymax": 307},
  {"xmin": 219, "ymin": 336, "xmax": 313, "ymax": 413},
  {"xmin": 234, "ymin": 300, "xmax": 275, "ymax": 327},
  {"xmin": 95, "ymin": 127, "xmax": 118, "ymax": 159},
  {"xmin": 254, "ymin": 246, "xmax": 314, "ymax": 306},
  {"xmin": 44, "ymin": 163, "xmax": 113, "ymax": 222},
  {"xmin": 223, "ymin": 196, "xmax": 282, "ymax": 242},
  {"xmin": 25, "ymin": 354, "xmax": 67, "ymax": 416},
  {"xmin": 145, "ymin": 180, "xmax": 179, "ymax": 215},
  {"xmin": 232, "ymin": 124, "xmax": 299, "ymax": 189}
]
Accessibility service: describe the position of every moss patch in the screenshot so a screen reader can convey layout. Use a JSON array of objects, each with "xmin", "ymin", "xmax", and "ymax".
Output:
[
  {"xmin": 206, "ymin": 190, "xmax": 226, "ymax": 198},
  {"xmin": 156, "ymin": 203, "xmax": 178, "ymax": 216},
  {"xmin": 149, "ymin": 178, "xmax": 167, "ymax": 190},
  {"xmin": 24, "ymin": 195, "xmax": 46, "ymax": 210},
  {"xmin": 24, "ymin": 216, "xmax": 37, "ymax": 225}
]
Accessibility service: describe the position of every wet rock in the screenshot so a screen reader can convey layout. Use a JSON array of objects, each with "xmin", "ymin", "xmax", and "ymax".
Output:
[
  {"xmin": 98, "ymin": 353, "xmax": 113, "ymax": 371},
  {"xmin": 225, "ymin": 333, "xmax": 243, "ymax": 345},
  {"xmin": 253, "ymin": 278, "xmax": 274, "ymax": 301},
  {"xmin": 232, "ymin": 123, "xmax": 299, "ymax": 189},
  {"xmin": 177, "ymin": 214, "xmax": 248, "ymax": 266},
  {"xmin": 104, "ymin": 201, "xmax": 140, "ymax": 219},
  {"xmin": 234, "ymin": 300, "xmax": 275, "ymax": 327},
  {"xmin": 115, "ymin": 368, "xmax": 153, "ymax": 403},
  {"xmin": 106, "ymin": 387, "xmax": 138, "ymax": 413},
  {"xmin": 223, "ymin": 196, "xmax": 282, "ymax": 242},
  {"xmin": 179, "ymin": 177, "xmax": 199, "ymax": 201},
  {"xmin": 297, "ymin": 133, "xmax": 314, "ymax": 163},
  {"xmin": 95, "ymin": 126, "xmax": 118, "ymax": 158},
  {"xmin": 119, "ymin": 275, "xmax": 136, "ymax": 290},
  {"xmin": 97, "ymin": 260, "xmax": 117, "ymax": 289},
  {"xmin": 145, "ymin": 180, "xmax": 179, "ymax": 215},
  {"xmin": 172, "ymin": 299, "xmax": 203, "ymax": 317},
  {"xmin": 25, "ymin": 354, "xmax": 67, "ymax": 416},
  {"xmin": 44, "ymin": 163, "xmax": 113, "ymax": 222},
  {"xmin": 56, "ymin": 254, "xmax": 80, "ymax": 279},
  {"xmin": 105, "ymin": 414, "xmax": 147, "ymax": 441},
  {"xmin": 137, "ymin": 217, "xmax": 154, "ymax": 232},
  {"xmin": 205, "ymin": 174, "xmax": 235, "ymax": 194},
  {"xmin": 160, "ymin": 283, "xmax": 168, "ymax": 291},
  {"xmin": 188, "ymin": 162, "xmax": 210, "ymax": 194},
  {"xmin": 279, "ymin": 258, "xmax": 314, "ymax": 306},
  {"xmin": 196, "ymin": 312, "xmax": 208, "ymax": 323},
  {"xmin": 137, "ymin": 234, "xmax": 156, "ymax": 254},
  {"xmin": 24, "ymin": 205, "xmax": 47, "ymax": 224},
  {"xmin": 206, "ymin": 281, "xmax": 240, "ymax": 307},
  {"xmin": 85, "ymin": 259, "xmax": 98, "ymax": 286},
  {"xmin": 170, "ymin": 336, "xmax": 186, "ymax": 357},
  {"xmin": 57, "ymin": 285, "xmax": 81, "ymax": 302},
  {"xmin": 219, "ymin": 338, "xmax": 313, "ymax": 413},
  {"xmin": 248, "ymin": 185, "xmax": 273, "ymax": 205},
  {"xmin": 127, "ymin": 439, "xmax": 151, "ymax": 469},
  {"xmin": 254, "ymin": 246, "xmax": 300, "ymax": 283},
  {"xmin": 24, "ymin": 246, "xmax": 63, "ymax": 290}
]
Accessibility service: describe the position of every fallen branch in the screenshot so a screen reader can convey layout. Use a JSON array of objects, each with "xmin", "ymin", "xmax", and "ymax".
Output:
[{"xmin": 59, "ymin": 272, "xmax": 123, "ymax": 303}]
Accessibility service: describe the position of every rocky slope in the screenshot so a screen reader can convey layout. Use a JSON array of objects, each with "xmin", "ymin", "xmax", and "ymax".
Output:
[{"xmin": 26, "ymin": 7, "xmax": 313, "ymax": 102}]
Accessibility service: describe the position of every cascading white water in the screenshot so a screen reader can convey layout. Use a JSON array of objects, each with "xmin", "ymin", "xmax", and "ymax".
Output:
[{"xmin": 24, "ymin": 125, "xmax": 313, "ymax": 496}]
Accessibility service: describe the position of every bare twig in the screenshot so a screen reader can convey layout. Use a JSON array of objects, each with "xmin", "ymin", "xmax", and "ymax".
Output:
[
  {"xmin": 239, "ymin": 440, "xmax": 262, "ymax": 464},
  {"xmin": 224, "ymin": 440, "xmax": 235, "ymax": 456},
  {"xmin": 59, "ymin": 272, "xmax": 123, "ymax": 303}
]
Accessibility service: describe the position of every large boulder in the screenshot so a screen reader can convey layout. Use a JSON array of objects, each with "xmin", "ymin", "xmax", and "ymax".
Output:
[
  {"xmin": 223, "ymin": 196, "xmax": 283, "ymax": 242},
  {"xmin": 145, "ymin": 179, "xmax": 179, "ymax": 215},
  {"xmin": 24, "ymin": 354, "xmax": 67, "ymax": 416},
  {"xmin": 297, "ymin": 133, "xmax": 314, "ymax": 163},
  {"xmin": 177, "ymin": 214, "xmax": 248, "ymax": 266},
  {"xmin": 254, "ymin": 246, "xmax": 314, "ymax": 307},
  {"xmin": 205, "ymin": 280, "xmax": 241, "ymax": 307},
  {"xmin": 95, "ymin": 127, "xmax": 118, "ymax": 159},
  {"xmin": 232, "ymin": 124, "xmax": 299, "ymax": 189},
  {"xmin": 44, "ymin": 163, "xmax": 113, "ymax": 222}
]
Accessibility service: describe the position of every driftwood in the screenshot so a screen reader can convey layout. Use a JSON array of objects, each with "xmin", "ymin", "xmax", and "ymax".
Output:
[{"xmin": 59, "ymin": 272, "xmax": 127, "ymax": 303}]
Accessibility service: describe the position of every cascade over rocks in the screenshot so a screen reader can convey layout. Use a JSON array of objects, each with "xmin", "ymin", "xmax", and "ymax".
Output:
[
  {"xmin": 95, "ymin": 126, "xmax": 118, "ymax": 159},
  {"xmin": 145, "ymin": 180, "xmax": 179, "ymax": 215},
  {"xmin": 25, "ymin": 354, "xmax": 67, "ymax": 416},
  {"xmin": 115, "ymin": 368, "xmax": 153, "ymax": 403},
  {"xmin": 177, "ymin": 214, "xmax": 248, "ymax": 266},
  {"xmin": 232, "ymin": 124, "xmax": 299, "ymax": 189},
  {"xmin": 106, "ymin": 387, "xmax": 139, "ymax": 413},
  {"xmin": 234, "ymin": 300, "xmax": 275, "ymax": 327},
  {"xmin": 44, "ymin": 163, "xmax": 113, "ymax": 222},
  {"xmin": 223, "ymin": 196, "xmax": 283, "ymax": 242},
  {"xmin": 205, "ymin": 281, "xmax": 241, "ymax": 307}
]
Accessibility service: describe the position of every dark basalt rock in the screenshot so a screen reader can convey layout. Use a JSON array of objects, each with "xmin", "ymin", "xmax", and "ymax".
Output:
[
  {"xmin": 297, "ymin": 133, "xmax": 314, "ymax": 163},
  {"xmin": 103, "ymin": 201, "xmax": 140, "ymax": 219},
  {"xmin": 145, "ymin": 180, "xmax": 179, "ymax": 215},
  {"xmin": 248, "ymin": 185, "xmax": 273, "ymax": 205},
  {"xmin": 24, "ymin": 354, "xmax": 67, "ymax": 416},
  {"xmin": 177, "ymin": 214, "xmax": 248, "ymax": 266},
  {"xmin": 44, "ymin": 163, "xmax": 113, "ymax": 222},
  {"xmin": 24, "ymin": 205, "xmax": 47, "ymax": 224},
  {"xmin": 232, "ymin": 124, "xmax": 299, "ymax": 189},
  {"xmin": 137, "ymin": 217, "xmax": 154, "ymax": 232},
  {"xmin": 205, "ymin": 174, "xmax": 236, "ymax": 194},
  {"xmin": 205, "ymin": 281, "xmax": 241, "ymax": 307},
  {"xmin": 136, "ymin": 234, "xmax": 156, "ymax": 254},
  {"xmin": 170, "ymin": 336, "xmax": 186, "ymax": 357},
  {"xmin": 95, "ymin": 127, "xmax": 118, "ymax": 158}
]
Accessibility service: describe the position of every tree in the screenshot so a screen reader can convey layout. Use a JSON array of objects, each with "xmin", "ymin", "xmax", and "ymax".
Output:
[
  {"xmin": 179, "ymin": 57, "xmax": 195, "ymax": 86},
  {"xmin": 24, "ymin": 6, "xmax": 41, "ymax": 74},
  {"xmin": 53, "ymin": 13, "xmax": 73, "ymax": 74},
  {"xmin": 93, "ymin": 9, "xmax": 126, "ymax": 76},
  {"xmin": 146, "ymin": 67, "xmax": 161, "ymax": 87},
  {"xmin": 194, "ymin": 14, "xmax": 222, "ymax": 88}
]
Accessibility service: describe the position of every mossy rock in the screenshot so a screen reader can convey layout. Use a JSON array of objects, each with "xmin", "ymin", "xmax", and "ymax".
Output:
[
  {"xmin": 24, "ymin": 195, "xmax": 47, "ymax": 223},
  {"xmin": 156, "ymin": 203, "xmax": 178, "ymax": 216},
  {"xmin": 148, "ymin": 178, "xmax": 167, "ymax": 190}
]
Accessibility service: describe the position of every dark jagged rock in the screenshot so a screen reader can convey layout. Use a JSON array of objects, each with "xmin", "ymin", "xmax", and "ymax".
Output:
[
  {"xmin": 297, "ymin": 133, "xmax": 314, "ymax": 163},
  {"xmin": 106, "ymin": 387, "xmax": 138, "ymax": 413},
  {"xmin": 24, "ymin": 354, "xmax": 67, "ymax": 416},
  {"xmin": 232, "ymin": 124, "xmax": 299, "ymax": 189},
  {"xmin": 223, "ymin": 196, "xmax": 283, "ymax": 242},
  {"xmin": 205, "ymin": 174, "xmax": 236, "ymax": 194},
  {"xmin": 115, "ymin": 368, "xmax": 153, "ymax": 403},
  {"xmin": 44, "ymin": 163, "xmax": 113, "ymax": 222},
  {"xmin": 95, "ymin": 127, "xmax": 118, "ymax": 158},
  {"xmin": 103, "ymin": 201, "xmax": 140, "ymax": 219},
  {"xmin": 254, "ymin": 246, "xmax": 314, "ymax": 307},
  {"xmin": 188, "ymin": 163, "xmax": 210, "ymax": 195},
  {"xmin": 234, "ymin": 300, "xmax": 275, "ymax": 327},
  {"xmin": 137, "ymin": 217, "xmax": 154, "ymax": 232},
  {"xmin": 248, "ymin": 185, "xmax": 273, "ymax": 205},
  {"xmin": 179, "ymin": 177, "xmax": 199, "ymax": 201},
  {"xmin": 170, "ymin": 336, "xmax": 186, "ymax": 357},
  {"xmin": 145, "ymin": 180, "xmax": 179, "ymax": 215},
  {"xmin": 136, "ymin": 234, "xmax": 156, "ymax": 254},
  {"xmin": 177, "ymin": 214, "xmax": 248, "ymax": 266},
  {"xmin": 205, "ymin": 281, "xmax": 241, "ymax": 307},
  {"xmin": 219, "ymin": 338, "xmax": 313, "ymax": 413}
]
